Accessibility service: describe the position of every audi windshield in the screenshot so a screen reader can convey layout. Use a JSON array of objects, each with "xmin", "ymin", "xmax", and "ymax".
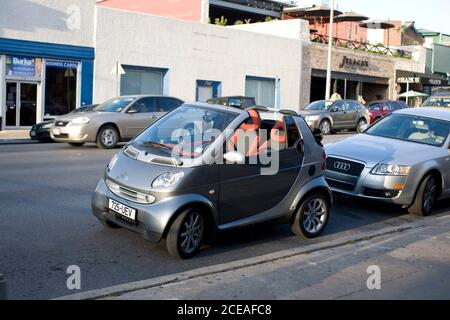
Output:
[{"xmin": 365, "ymin": 114, "xmax": 450, "ymax": 147}]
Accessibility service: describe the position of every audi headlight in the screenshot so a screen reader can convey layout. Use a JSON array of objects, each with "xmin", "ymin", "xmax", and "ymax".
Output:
[
  {"xmin": 371, "ymin": 164, "xmax": 410, "ymax": 176},
  {"xmin": 71, "ymin": 117, "xmax": 90, "ymax": 125},
  {"xmin": 152, "ymin": 172, "xmax": 184, "ymax": 189}
]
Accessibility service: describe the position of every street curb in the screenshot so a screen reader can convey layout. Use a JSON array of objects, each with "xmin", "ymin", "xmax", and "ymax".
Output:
[
  {"xmin": 0, "ymin": 139, "xmax": 37, "ymax": 145},
  {"xmin": 57, "ymin": 214, "xmax": 450, "ymax": 300}
]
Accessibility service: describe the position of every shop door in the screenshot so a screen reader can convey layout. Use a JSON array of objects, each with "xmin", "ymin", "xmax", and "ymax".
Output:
[{"xmin": 5, "ymin": 82, "xmax": 38, "ymax": 128}]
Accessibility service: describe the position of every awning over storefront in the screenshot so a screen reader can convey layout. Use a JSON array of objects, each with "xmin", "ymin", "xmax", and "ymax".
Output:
[
  {"xmin": 312, "ymin": 68, "xmax": 389, "ymax": 85},
  {"xmin": 396, "ymin": 70, "xmax": 448, "ymax": 86}
]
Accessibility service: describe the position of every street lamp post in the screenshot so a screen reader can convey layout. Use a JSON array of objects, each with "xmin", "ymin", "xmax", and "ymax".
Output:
[{"xmin": 325, "ymin": 0, "xmax": 335, "ymax": 100}]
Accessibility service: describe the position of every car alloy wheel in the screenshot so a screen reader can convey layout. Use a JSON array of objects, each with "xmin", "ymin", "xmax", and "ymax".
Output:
[
  {"xmin": 320, "ymin": 120, "xmax": 331, "ymax": 135},
  {"xmin": 357, "ymin": 119, "xmax": 367, "ymax": 133},
  {"xmin": 291, "ymin": 193, "xmax": 330, "ymax": 239},
  {"xmin": 302, "ymin": 198, "xmax": 327, "ymax": 234},
  {"xmin": 423, "ymin": 177, "xmax": 437, "ymax": 214},
  {"xmin": 166, "ymin": 208, "xmax": 205, "ymax": 259},
  {"xmin": 102, "ymin": 129, "xmax": 117, "ymax": 147},
  {"xmin": 180, "ymin": 212, "xmax": 204, "ymax": 255}
]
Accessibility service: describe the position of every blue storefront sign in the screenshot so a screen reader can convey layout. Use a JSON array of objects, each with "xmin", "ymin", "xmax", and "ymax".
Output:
[
  {"xmin": 5, "ymin": 55, "xmax": 41, "ymax": 77},
  {"xmin": 46, "ymin": 60, "xmax": 79, "ymax": 69}
]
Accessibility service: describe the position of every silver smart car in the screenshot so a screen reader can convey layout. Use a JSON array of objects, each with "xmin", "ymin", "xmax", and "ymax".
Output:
[
  {"xmin": 92, "ymin": 103, "xmax": 331, "ymax": 259},
  {"xmin": 325, "ymin": 107, "xmax": 450, "ymax": 216}
]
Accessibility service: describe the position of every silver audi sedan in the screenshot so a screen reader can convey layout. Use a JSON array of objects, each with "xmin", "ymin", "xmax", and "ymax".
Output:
[{"xmin": 325, "ymin": 107, "xmax": 450, "ymax": 216}]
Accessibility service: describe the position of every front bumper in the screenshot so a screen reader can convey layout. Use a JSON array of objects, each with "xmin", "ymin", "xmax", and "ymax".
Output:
[
  {"xmin": 325, "ymin": 167, "xmax": 415, "ymax": 206},
  {"xmin": 91, "ymin": 179, "xmax": 216, "ymax": 243},
  {"xmin": 30, "ymin": 127, "xmax": 51, "ymax": 140},
  {"xmin": 50, "ymin": 124, "xmax": 91, "ymax": 143}
]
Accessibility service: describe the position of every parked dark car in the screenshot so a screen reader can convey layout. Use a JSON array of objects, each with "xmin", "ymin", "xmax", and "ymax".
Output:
[
  {"xmin": 299, "ymin": 100, "xmax": 370, "ymax": 135},
  {"xmin": 30, "ymin": 105, "xmax": 98, "ymax": 142},
  {"xmin": 207, "ymin": 96, "xmax": 256, "ymax": 109},
  {"xmin": 92, "ymin": 103, "xmax": 331, "ymax": 259},
  {"xmin": 367, "ymin": 100, "xmax": 409, "ymax": 124}
]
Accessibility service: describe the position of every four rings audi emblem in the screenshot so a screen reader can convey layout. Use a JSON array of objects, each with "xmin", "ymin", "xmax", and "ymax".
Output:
[{"xmin": 334, "ymin": 162, "xmax": 351, "ymax": 172}]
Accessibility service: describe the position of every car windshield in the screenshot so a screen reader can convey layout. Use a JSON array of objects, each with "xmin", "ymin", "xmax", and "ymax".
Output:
[
  {"xmin": 422, "ymin": 97, "xmax": 450, "ymax": 108},
  {"xmin": 368, "ymin": 103, "xmax": 381, "ymax": 111},
  {"xmin": 133, "ymin": 105, "xmax": 238, "ymax": 158},
  {"xmin": 94, "ymin": 98, "xmax": 135, "ymax": 113},
  {"xmin": 305, "ymin": 101, "xmax": 328, "ymax": 111},
  {"xmin": 365, "ymin": 113, "xmax": 450, "ymax": 147}
]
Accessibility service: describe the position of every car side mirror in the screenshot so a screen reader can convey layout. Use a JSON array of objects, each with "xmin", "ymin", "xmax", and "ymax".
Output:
[
  {"xmin": 224, "ymin": 151, "xmax": 245, "ymax": 164},
  {"xmin": 330, "ymin": 107, "xmax": 339, "ymax": 113},
  {"xmin": 127, "ymin": 109, "xmax": 139, "ymax": 114}
]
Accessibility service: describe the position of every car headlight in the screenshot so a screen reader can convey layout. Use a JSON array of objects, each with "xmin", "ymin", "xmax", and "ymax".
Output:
[
  {"xmin": 108, "ymin": 154, "xmax": 119, "ymax": 170},
  {"xmin": 306, "ymin": 115, "xmax": 320, "ymax": 122},
  {"xmin": 371, "ymin": 164, "xmax": 410, "ymax": 176},
  {"xmin": 71, "ymin": 117, "xmax": 90, "ymax": 125},
  {"xmin": 152, "ymin": 172, "xmax": 184, "ymax": 189}
]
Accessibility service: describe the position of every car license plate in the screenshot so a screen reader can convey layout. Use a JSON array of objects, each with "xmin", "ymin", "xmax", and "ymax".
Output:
[
  {"xmin": 53, "ymin": 128, "xmax": 61, "ymax": 136},
  {"xmin": 30, "ymin": 131, "xmax": 36, "ymax": 137},
  {"xmin": 108, "ymin": 199, "xmax": 136, "ymax": 221}
]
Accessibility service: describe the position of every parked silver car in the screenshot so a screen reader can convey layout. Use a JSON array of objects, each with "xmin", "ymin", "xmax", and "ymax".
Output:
[
  {"xmin": 325, "ymin": 107, "xmax": 450, "ymax": 216},
  {"xmin": 50, "ymin": 96, "xmax": 183, "ymax": 148},
  {"xmin": 300, "ymin": 100, "xmax": 370, "ymax": 135},
  {"xmin": 92, "ymin": 103, "xmax": 331, "ymax": 258}
]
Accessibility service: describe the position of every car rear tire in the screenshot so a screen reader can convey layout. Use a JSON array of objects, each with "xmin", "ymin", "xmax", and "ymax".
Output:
[
  {"xmin": 408, "ymin": 175, "xmax": 438, "ymax": 217},
  {"xmin": 356, "ymin": 118, "xmax": 367, "ymax": 133},
  {"xmin": 319, "ymin": 119, "xmax": 332, "ymax": 135},
  {"xmin": 291, "ymin": 193, "xmax": 330, "ymax": 239},
  {"xmin": 166, "ymin": 208, "xmax": 205, "ymax": 259},
  {"xmin": 68, "ymin": 142, "xmax": 84, "ymax": 147},
  {"xmin": 97, "ymin": 125, "xmax": 119, "ymax": 149}
]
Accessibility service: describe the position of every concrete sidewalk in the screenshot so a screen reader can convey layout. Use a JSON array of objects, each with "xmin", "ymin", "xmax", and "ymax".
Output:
[
  {"xmin": 0, "ymin": 130, "xmax": 35, "ymax": 144},
  {"xmin": 60, "ymin": 213, "xmax": 450, "ymax": 300}
]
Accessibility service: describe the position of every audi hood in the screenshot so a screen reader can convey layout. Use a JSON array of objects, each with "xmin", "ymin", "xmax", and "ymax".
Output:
[{"xmin": 325, "ymin": 133, "xmax": 442, "ymax": 168}]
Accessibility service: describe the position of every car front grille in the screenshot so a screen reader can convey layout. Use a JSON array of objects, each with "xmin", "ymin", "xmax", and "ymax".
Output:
[
  {"xmin": 106, "ymin": 179, "xmax": 155, "ymax": 204},
  {"xmin": 326, "ymin": 157, "xmax": 365, "ymax": 177}
]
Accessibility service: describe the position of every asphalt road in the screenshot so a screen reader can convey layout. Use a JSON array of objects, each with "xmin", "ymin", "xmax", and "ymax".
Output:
[{"xmin": 1, "ymin": 135, "xmax": 449, "ymax": 299}]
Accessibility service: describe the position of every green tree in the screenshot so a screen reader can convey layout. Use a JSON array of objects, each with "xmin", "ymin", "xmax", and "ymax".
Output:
[{"xmin": 214, "ymin": 16, "xmax": 228, "ymax": 26}]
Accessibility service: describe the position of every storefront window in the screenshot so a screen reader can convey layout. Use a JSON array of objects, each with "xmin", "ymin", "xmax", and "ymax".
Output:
[
  {"xmin": 120, "ymin": 67, "xmax": 165, "ymax": 96},
  {"xmin": 44, "ymin": 60, "xmax": 78, "ymax": 116},
  {"xmin": 245, "ymin": 76, "xmax": 276, "ymax": 108}
]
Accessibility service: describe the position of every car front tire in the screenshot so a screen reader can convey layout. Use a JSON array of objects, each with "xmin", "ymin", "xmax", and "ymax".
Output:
[
  {"xmin": 97, "ymin": 125, "xmax": 119, "ymax": 149},
  {"xmin": 319, "ymin": 119, "xmax": 332, "ymax": 135},
  {"xmin": 166, "ymin": 208, "xmax": 205, "ymax": 259},
  {"xmin": 408, "ymin": 175, "xmax": 438, "ymax": 217},
  {"xmin": 356, "ymin": 118, "xmax": 367, "ymax": 133},
  {"xmin": 291, "ymin": 193, "xmax": 330, "ymax": 239}
]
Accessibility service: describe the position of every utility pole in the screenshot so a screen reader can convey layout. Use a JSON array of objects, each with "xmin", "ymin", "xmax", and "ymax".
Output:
[{"xmin": 325, "ymin": 0, "xmax": 335, "ymax": 100}]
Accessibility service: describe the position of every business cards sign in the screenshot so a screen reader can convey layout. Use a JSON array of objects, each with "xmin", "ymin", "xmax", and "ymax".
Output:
[{"xmin": 46, "ymin": 60, "xmax": 79, "ymax": 69}]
